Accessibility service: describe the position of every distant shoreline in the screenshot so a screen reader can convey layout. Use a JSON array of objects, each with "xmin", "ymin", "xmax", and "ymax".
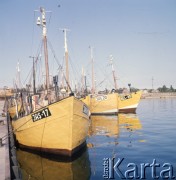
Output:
[{"xmin": 141, "ymin": 92, "xmax": 176, "ymax": 99}]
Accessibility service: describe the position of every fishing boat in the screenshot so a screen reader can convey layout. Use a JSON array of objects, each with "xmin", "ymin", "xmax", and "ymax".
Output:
[
  {"xmin": 7, "ymin": 63, "xmax": 23, "ymax": 119},
  {"xmin": 8, "ymin": 98, "xmax": 22, "ymax": 119},
  {"xmin": 81, "ymin": 53, "xmax": 141, "ymax": 115},
  {"xmin": 117, "ymin": 90, "xmax": 142, "ymax": 113},
  {"xmin": 81, "ymin": 48, "xmax": 119, "ymax": 115},
  {"xmin": 109, "ymin": 55, "xmax": 142, "ymax": 113},
  {"xmin": 10, "ymin": 7, "xmax": 90, "ymax": 157},
  {"xmin": 81, "ymin": 93, "xmax": 118, "ymax": 115}
]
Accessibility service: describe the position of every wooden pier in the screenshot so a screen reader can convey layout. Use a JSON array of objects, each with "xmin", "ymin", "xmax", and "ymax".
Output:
[
  {"xmin": 0, "ymin": 89, "xmax": 13, "ymax": 101},
  {"xmin": 141, "ymin": 92, "xmax": 176, "ymax": 99},
  {"xmin": 0, "ymin": 101, "xmax": 11, "ymax": 179},
  {"xmin": 0, "ymin": 101, "xmax": 22, "ymax": 180}
]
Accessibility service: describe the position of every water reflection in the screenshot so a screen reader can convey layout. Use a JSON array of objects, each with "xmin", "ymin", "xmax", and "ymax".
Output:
[
  {"xmin": 17, "ymin": 148, "xmax": 91, "ymax": 180},
  {"xmin": 87, "ymin": 115, "xmax": 119, "ymax": 149},
  {"xmin": 88, "ymin": 114, "xmax": 141, "ymax": 137},
  {"xmin": 118, "ymin": 113, "xmax": 143, "ymax": 148},
  {"xmin": 87, "ymin": 115, "xmax": 119, "ymax": 178},
  {"xmin": 118, "ymin": 113, "xmax": 142, "ymax": 131},
  {"xmin": 89, "ymin": 115, "xmax": 119, "ymax": 137}
]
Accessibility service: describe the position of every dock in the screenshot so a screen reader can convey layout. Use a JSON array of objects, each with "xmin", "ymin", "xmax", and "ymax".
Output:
[
  {"xmin": 141, "ymin": 92, "xmax": 176, "ymax": 99},
  {"xmin": 0, "ymin": 100, "xmax": 22, "ymax": 180},
  {"xmin": 0, "ymin": 89, "xmax": 13, "ymax": 101},
  {"xmin": 0, "ymin": 101, "xmax": 11, "ymax": 180}
]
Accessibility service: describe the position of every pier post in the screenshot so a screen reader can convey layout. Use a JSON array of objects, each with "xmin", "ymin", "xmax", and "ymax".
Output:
[
  {"xmin": 0, "ymin": 120, "xmax": 4, "ymax": 126},
  {"xmin": 0, "ymin": 138, "xmax": 2, "ymax": 147}
]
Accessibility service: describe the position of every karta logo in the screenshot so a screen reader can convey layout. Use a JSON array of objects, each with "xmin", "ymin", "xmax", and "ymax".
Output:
[{"xmin": 103, "ymin": 158, "xmax": 175, "ymax": 179}]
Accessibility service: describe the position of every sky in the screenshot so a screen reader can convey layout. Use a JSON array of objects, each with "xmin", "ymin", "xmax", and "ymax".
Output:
[{"xmin": 0, "ymin": 0, "xmax": 176, "ymax": 90}]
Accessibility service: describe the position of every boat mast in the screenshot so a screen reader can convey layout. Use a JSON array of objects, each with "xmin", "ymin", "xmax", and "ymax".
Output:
[
  {"xmin": 84, "ymin": 75, "xmax": 88, "ymax": 95},
  {"xmin": 60, "ymin": 28, "xmax": 70, "ymax": 92},
  {"xmin": 110, "ymin": 55, "xmax": 117, "ymax": 90},
  {"xmin": 37, "ymin": 7, "xmax": 50, "ymax": 97},
  {"xmin": 29, "ymin": 56, "xmax": 36, "ymax": 94},
  {"xmin": 90, "ymin": 46, "xmax": 95, "ymax": 94},
  {"xmin": 81, "ymin": 67, "xmax": 85, "ymax": 94},
  {"xmin": 16, "ymin": 61, "xmax": 22, "ymax": 90},
  {"xmin": 81, "ymin": 66, "xmax": 88, "ymax": 95}
]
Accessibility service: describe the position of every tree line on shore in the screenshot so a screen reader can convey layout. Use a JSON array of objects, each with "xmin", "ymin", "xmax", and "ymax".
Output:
[
  {"xmin": 1, "ymin": 84, "xmax": 176, "ymax": 94},
  {"xmin": 157, "ymin": 85, "xmax": 176, "ymax": 92}
]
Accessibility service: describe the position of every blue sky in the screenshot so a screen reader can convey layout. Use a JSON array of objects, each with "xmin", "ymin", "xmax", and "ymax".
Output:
[{"xmin": 0, "ymin": 0, "xmax": 176, "ymax": 90}]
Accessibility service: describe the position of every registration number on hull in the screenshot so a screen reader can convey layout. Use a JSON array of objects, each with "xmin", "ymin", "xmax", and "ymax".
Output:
[
  {"xmin": 95, "ymin": 95, "xmax": 108, "ymax": 101},
  {"xmin": 120, "ymin": 94, "xmax": 132, "ymax": 101},
  {"xmin": 31, "ymin": 108, "xmax": 51, "ymax": 122}
]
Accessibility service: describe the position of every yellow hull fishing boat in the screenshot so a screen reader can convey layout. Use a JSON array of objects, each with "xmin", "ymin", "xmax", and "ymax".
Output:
[
  {"xmin": 10, "ymin": 7, "xmax": 90, "ymax": 157},
  {"xmin": 82, "ymin": 90, "xmax": 141, "ymax": 115},
  {"xmin": 110, "ymin": 55, "xmax": 142, "ymax": 113},
  {"xmin": 8, "ymin": 104, "xmax": 21, "ymax": 119},
  {"xmin": 12, "ymin": 96, "xmax": 89, "ymax": 156},
  {"xmin": 117, "ymin": 90, "xmax": 142, "ymax": 113},
  {"xmin": 81, "ymin": 53, "xmax": 141, "ymax": 115},
  {"xmin": 82, "ymin": 93, "xmax": 118, "ymax": 115}
]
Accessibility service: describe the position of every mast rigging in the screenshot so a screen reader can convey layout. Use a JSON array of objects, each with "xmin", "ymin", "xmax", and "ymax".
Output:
[{"xmin": 110, "ymin": 55, "xmax": 117, "ymax": 90}]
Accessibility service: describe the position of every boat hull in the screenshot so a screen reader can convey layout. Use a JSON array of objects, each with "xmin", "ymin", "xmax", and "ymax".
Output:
[
  {"xmin": 118, "ymin": 91, "xmax": 142, "ymax": 113},
  {"xmin": 18, "ymin": 141, "xmax": 87, "ymax": 157},
  {"xmin": 82, "ymin": 93, "xmax": 118, "ymax": 115},
  {"xmin": 81, "ymin": 91, "xmax": 141, "ymax": 115},
  {"xmin": 12, "ymin": 96, "xmax": 89, "ymax": 156}
]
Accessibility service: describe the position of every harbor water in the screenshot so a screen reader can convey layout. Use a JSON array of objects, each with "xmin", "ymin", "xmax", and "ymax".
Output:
[{"xmin": 16, "ymin": 98, "xmax": 176, "ymax": 179}]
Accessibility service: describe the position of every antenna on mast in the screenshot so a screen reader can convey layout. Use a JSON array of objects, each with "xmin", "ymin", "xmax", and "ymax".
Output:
[
  {"xmin": 109, "ymin": 55, "xmax": 117, "ymax": 90},
  {"xmin": 16, "ymin": 60, "xmax": 22, "ymax": 89},
  {"xmin": 59, "ymin": 28, "xmax": 70, "ymax": 92},
  {"xmin": 29, "ymin": 56, "xmax": 37, "ymax": 94},
  {"xmin": 89, "ymin": 46, "xmax": 95, "ymax": 94},
  {"xmin": 36, "ymin": 7, "xmax": 51, "ymax": 102},
  {"xmin": 152, "ymin": 77, "xmax": 154, "ymax": 91},
  {"xmin": 81, "ymin": 67, "xmax": 85, "ymax": 94}
]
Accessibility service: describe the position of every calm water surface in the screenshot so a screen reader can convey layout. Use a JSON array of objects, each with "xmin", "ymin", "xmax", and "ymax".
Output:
[{"xmin": 17, "ymin": 98, "xmax": 176, "ymax": 179}]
